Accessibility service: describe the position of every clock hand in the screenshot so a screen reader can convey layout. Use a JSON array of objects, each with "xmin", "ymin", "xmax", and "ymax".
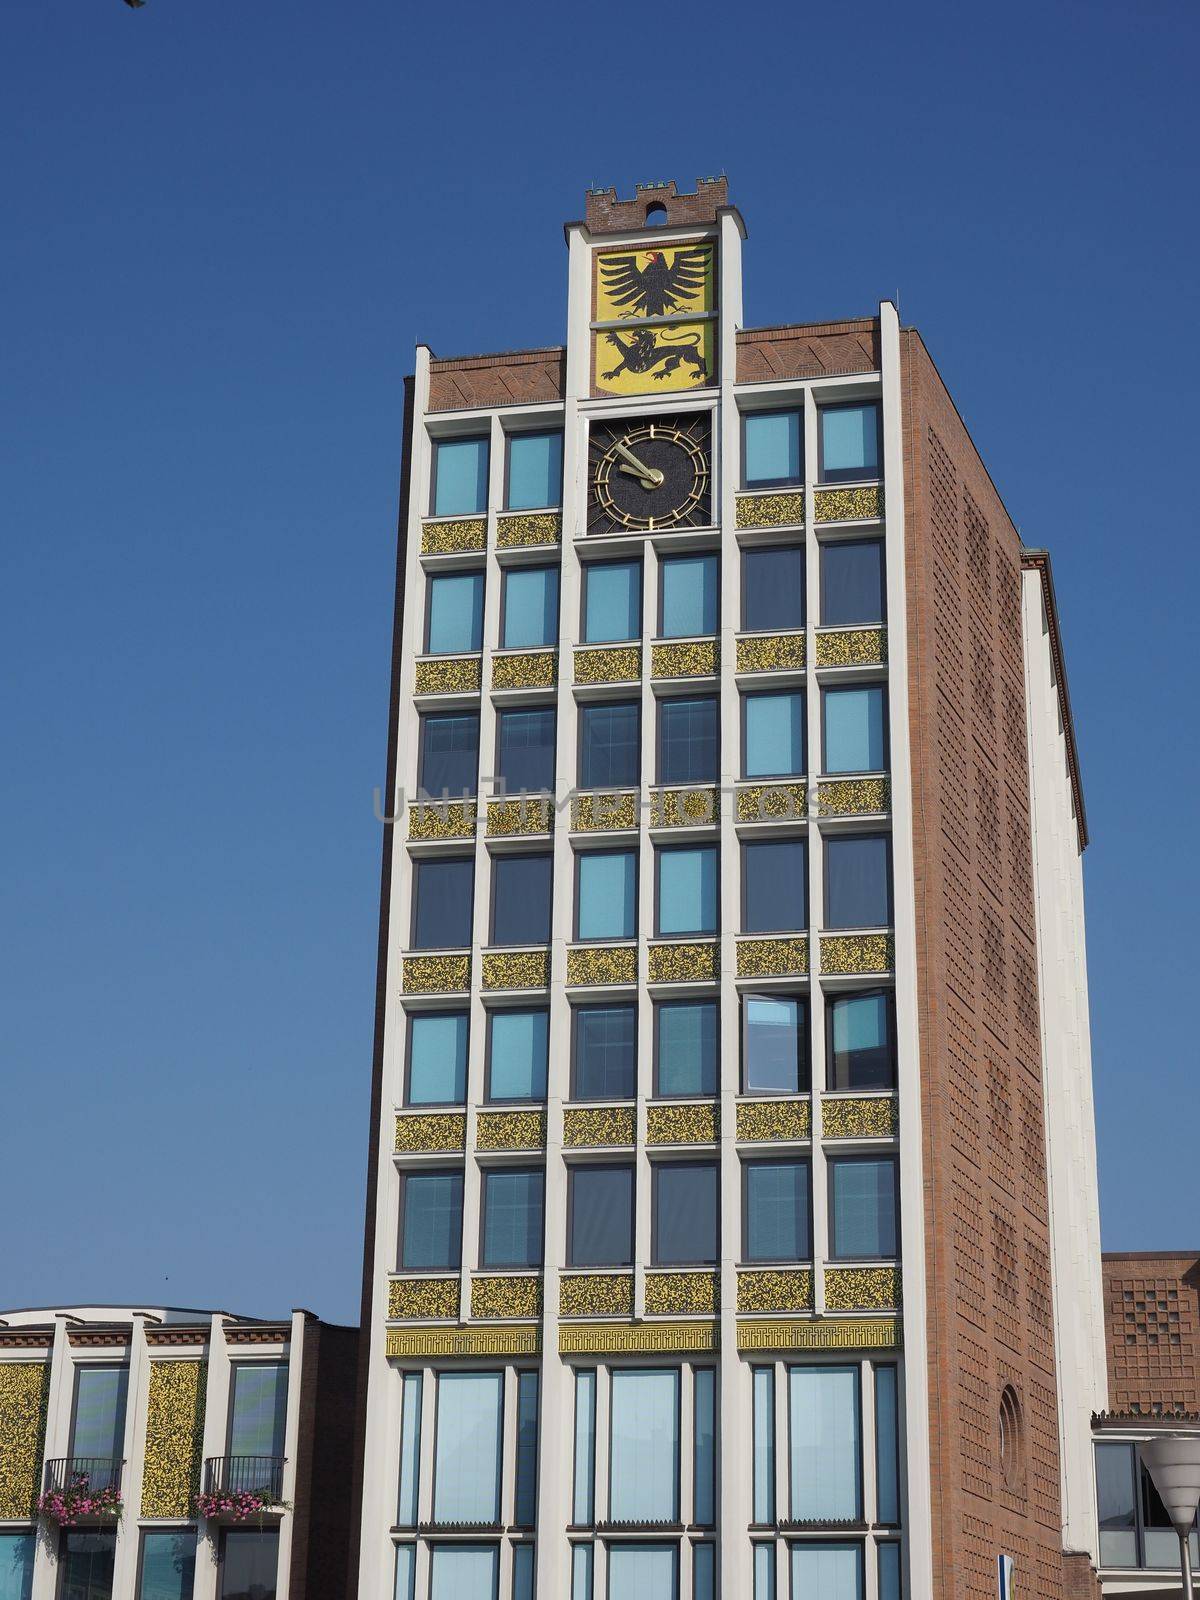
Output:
[
  {"xmin": 618, "ymin": 462, "xmax": 662, "ymax": 488},
  {"xmin": 612, "ymin": 439, "xmax": 664, "ymax": 486}
]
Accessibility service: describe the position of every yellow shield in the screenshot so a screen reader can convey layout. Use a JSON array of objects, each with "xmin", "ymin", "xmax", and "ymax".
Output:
[{"xmin": 593, "ymin": 321, "xmax": 716, "ymax": 397}]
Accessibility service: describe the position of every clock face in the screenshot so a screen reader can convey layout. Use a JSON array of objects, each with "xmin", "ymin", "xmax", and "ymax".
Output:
[{"xmin": 588, "ymin": 414, "xmax": 712, "ymax": 534}]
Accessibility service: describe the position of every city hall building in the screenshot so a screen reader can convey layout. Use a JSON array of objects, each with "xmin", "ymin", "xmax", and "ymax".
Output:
[{"xmin": 352, "ymin": 179, "xmax": 1111, "ymax": 1600}]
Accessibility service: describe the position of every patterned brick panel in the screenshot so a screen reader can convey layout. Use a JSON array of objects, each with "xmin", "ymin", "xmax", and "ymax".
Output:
[
  {"xmin": 1103, "ymin": 1254, "xmax": 1200, "ymax": 1413},
  {"xmin": 427, "ymin": 348, "xmax": 565, "ymax": 411},
  {"xmin": 736, "ymin": 320, "xmax": 880, "ymax": 382}
]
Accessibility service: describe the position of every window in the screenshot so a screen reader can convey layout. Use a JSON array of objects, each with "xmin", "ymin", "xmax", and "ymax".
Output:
[
  {"xmin": 752, "ymin": 1368, "xmax": 775, "ymax": 1524},
  {"xmin": 426, "ymin": 571, "xmax": 485, "ymax": 654},
  {"xmin": 71, "ymin": 1365, "xmax": 128, "ymax": 1463},
  {"xmin": 743, "ymin": 839, "xmax": 807, "ymax": 933},
  {"xmin": 433, "ymin": 1373, "xmax": 503, "ymax": 1523},
  {"xmin": 432, "ymin": 436, "xmax": 489, "ymax": 517},
  {"xmin": 407, "ymin": 1011, "xmax": 468, "ymax": 1106},
  {"xmin": 496, "ymin": 708, "xmax": 556, "ymax": 794},
  {"xmin": 823, "ymin": 686, "xmax": 886, "ymax": 774},
  {"xmin": 59, "ymin": 1531, "xmax": 116, "ymax": 1600},
  {"xmin": 412, "ymin": 857, "xmax": 474, "ymax": 949},
  {"xmin": 578, "ymin": 701, "xmax": 640, "ymax": 789},
  {"xmin": 228, "ymin": 1363, "xmax": 287, "ymax": 1459},
  {"xmin": 658, "ymin": 697, "xmax": 718, "ymax": 784},
  {"xmin": 512, "ymin": 1546, "xmax": 535, "ymax": 1600},
  {"xmin": 487, "ymin": 1009, "xmax": 549, "ymax": 1101},
  {"xmin": 608, "ymin": 1545, "xmax": 677, "ymax": 1600},
  {"xmin": 743, "ymin": 995, "xmax": 807, "ymax": 1094},
  {"xmin": 394, "ymin": 1546, "xmax": 415, "ymax": 1600},
  {"xmin": 693, "ymin": 1543, "xmax": 715, "ymax": 1600},
  {"xmin": 419, "ymin": 713, "xmax": 480, "ymax": 797},
  {"xmin": 742, "ymin": 544, "xmax": 804, "ymax": 632},
  {"xmin": 582, "ymin": 559, "xmax": 641, "ymax": 643},
  {"xmin": 1141, "ymin": 1450, "xmax": 1199, "ymax": 1568},
  {"xmin": 744, "ymin": 1158, "xmax": 811, "ymax": 1261},
  {"xmin": 743, "ymin": 408, "xmax": 803, "ymax": 489},
  {"xmin": 656, "ymin": 1000, "xmax": 718, "ymax": 1097},
  {"xmin": 877, "ymin": 1544, "xmax": 901, "ymax": 1600},
  {"xmin": 829, "ymin": 1157, "xmax": 898, "ymax": 1259},
  {"xmin": 219, "ymin": 1531, "xmax": 278, "ymax": 1600},
  {"xmin": 481, "ymin": 1169, "xmax": 544, "ymax": 1267},
  {"xmin": 571, "ymin": 1546, "xmax": 593, "ymax": 1600},
  {"xmin": 576, "ymin": 850, "xmax": 637, "ymax": 941},
  {"xmin": 568, "ymin": 1165, "xmax": 633, "ymax": 1265},
  {"xmin": 1095, "ymin": 1442, "xmax": 1135, "ymax": 1567},
  {"xmin": 501, "ymin": 566, "xmax": 559, "ymax": 649},
  {"xmin": 657, "ymin": 845, "xmax": 718, "ymax": 936},
  {"xmin": 491, "ymin": 854, "xmax": 552, "ymax": 946},
  {"xmin": 397, "ymin": 1372, "xmax": 422, "ymax": 1527},
  {"xmin": 506, "ymin": 430, "xmax": 563, "ymax": 511},
  {"xmin": 874, "ymin": 1366, "xmax": 900, "ymax": 1525},
  {"xmin": 428, "ymin": 1546, "xmax": 498, "ymax": 1600},
  {"xmin": 573, "ymin": 1004, "xmax": 636, "ymax": 1100},
  {"xmin": 827, "ymin": 991, "xmax": 895, "ymax": 1090},
  {"xmin": 743, "ymin": 691, "xmax": 805, "ymax": 778},
  {"xmin": 653, "ymin": 1163, "xmax": 718, "ymax": 1265},
  {"xmin": 789, "ymin": 1366, "xmax": 861, "ymax": 1520},
  {"xmin": 0, "ymin": 1535, "xmax": 34, "ymax": 1600},
  {"xmin": 610, "ymin": 1370, "xmax": 679, "ymax": 1521},
  {"xmin": 693, "ymin": 1368, "xmax": 716, "ymax": 1527},
  {"xmin": 819, "ymin": 401, "xmax": 881, "ymax": 483},
  {"xmin": 572, "ymin": 1369, "xmax": 596, "ymax": 1525},
  {"xmin": 514, "ymin": 1372, "xmax": 539, "ymax": 1526},
  {"xmin": 399, "ymin": 1170, "xmax": 463, "ymax": 1270},
  {"xmin": 137, "ymin": 1532, "xmax": 197, "ymax": 1600},
  {"xmin": 820, "ymin": 539, "xmax": 885, "ymax": 626},
  {"xmin": 754, "ymin": 1545, "xmax": 776, "ymax": 1600},
  {"xmin": 825, "ymin": 835, "xmax": 891, "ymax": 929},
  {"xmin": 789, "ymin": 1543, "xmax": 863, "ymax": 1599},
  {"xmin": 660, "ymin": 553, "xmax": 718, "ymax": 637}
]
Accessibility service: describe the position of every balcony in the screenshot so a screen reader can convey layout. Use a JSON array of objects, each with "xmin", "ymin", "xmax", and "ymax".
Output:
[
  {"xmin": 43, "ymin": 1456, "xmax": 124, "ymax": 1501},
  {"xmin": 203, "ymin": 1455, "xmax": 285, "ymax": 1502}
]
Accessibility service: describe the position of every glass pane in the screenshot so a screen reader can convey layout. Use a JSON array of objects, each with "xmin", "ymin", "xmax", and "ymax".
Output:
[
  {"xmin": 743, "ymin": 839, "xmax": 807, "ymax": 934},
  {"xmin": 789, "ymin": 1366, "xmax": 861, "ymax": 1519},
  {"xmin": 491, "ymin": 855, "xmax": 552, "ymax": 947},
  {"xmin": 401, "ymin": 1171, "xmax": 463, "ymax": 1270},
  {"xmin": 584, "ymin": 561, "xmax": 641, "ymax": 643},
  {"xmin": 507, "ymin": 431, "xmax": 562, "ymax": 510},
  {"xmin": 742, "ymin": 545, "xmax": 804, "ymax": 632},
  {"xmin": 579, "ymin": 703, "xmax": 640, "ymax": 789},
  {"xmin": 572, "ymin": 1370, "xmax": 596, "ymax": 1525},
  {"xmin": 137, "ymin": 1532, "xmax": 197, "ymax": 1600},
  {"xmin": 488, "ymin": 1011, "xmax": 549, "ymax": 1101},
  {"xmin": 569, "ymin": 1167, "xmax": 633, "ymax": 1266},
  {"xmin": 608, "ymin": 1545, "xmax": 677, "ymax": 1600},
  {"xmin": 877, "ymin": 1543, "xmax": 902, "ymax": 1600},
  {"xmin": 428, "ymin": 1546, "xmax": 498, "ymax": 1600},
  {"xmin": 574, "ymin": 1005, "xmax": 637, "ymax": 1100},
  {"xmin": 752, "ymin": 1368, "xmax": 775, "ymax": 1524},
  {"xmin": 821, "ymin": 541, "xmax": 885, "ymax": 627},
  {"xmin": 744, "ymin": 410, "xmax": 802, "ymax": 488},
  {"xmin": 825, "ymin": 835, "xmax": 891, "ymax": 930},
  {"xmin": 744, "ymin": 995, "xmax": 804, "ymax": 1094},
  {"xmin": 875, "ymin": 1365, "xmax": 900, "ymax": 1523},
  {"xmin": 657, "ymin": 1001, "xmax": 718, "ymax": 1097},
  {"xmin": 790, "ymin": 1542, "xmax": 863, "ymax": 1599},
  {"xmin": 433, "ymin": 1374, "xmax": 503, "ymax": 1523},
  {"xmin": 393, "ymin": 1545, "xmax": 415, "ymax": 1600},
  {"xmin": 657, "ymin": 847, "xmax": 718, "ymax": 936},
  {"xmin": 692, "ymin": 1543, "xmax": 715, "ymax": 1600},
  {"xmin": 829, "ymin": 992, "xmax": 894, "ymax": 1091},
  {"xmin": 824, "ymin": 687, "xmax": 885, "ymax": 774},
  {"xmin": 503, "ymin": 567, "xmax": 559, "ymax": 648},
  {"xmin": 745, "ymin": 1161, "xmax": 810, "ymax": 1262},
  {"xmin": 427, "ymin": 572, "xmax": 484, "ymax": 654},
  {"xmin": 576, "ymin": 853, "xmax": 636, "ymax": 941},
  {"xmin": 1095, "ymin": 1442, "xmax": 1136, "ymax": 1567},
  {"xmin": 229, "ymin": 1364, "xmax": 288, "ymax": 1459},
  {"xmin": 218, "ymin": 1530, "xmax": 277, "ymax": 1600},
  {"xmin": 60, "ymin": 1532, "xmax": 117, "ymax": 1600},
  {"xmin": 830, "ymin": 1158, "xmax": 897, "ymax": 1259},
  {"xmin": 661, "ymin": 554, "xmax": 718, "ymax": 637},
  {"xmin": 514, "ymin": 1372, "xmax": 539, "ymax": 1525},
  {"xmin": 654, "ymin": 1164, "xmax": 718, "ymax": 1265},
  {"xmin": 610, "ymin": 1372, "xmax": 679, "ymax": 1521},
  {"xmin": 753, "ymin": 1544, "xmax": 775, "ymax": 1600},
  {"xmin": 419, "ymin": 713, "xmax": 480, "ymax": 797},
  {"xmin": 413, "ymin": 858, "xmax": 474, "ymax": 950},
  {"xmin": 482, "ymin": 1169, "xmax": 544, "ymax": 1267},
  {"xmin": 72, "ymin": 1366, "xmax": 128, "ymax": 1459},
  {"xmin": 659, "ymin": 698, "xmax": 718, "ymax": 785},
  {"xmin": 497, "ymin": 709, "xmax": 556, "ymax": 794},
  {"xmin": 820, "ymin": 403, "xmax": 880, "ymax": 481},
  {"xmin": 397, "ymin": 1373, "xmax": 422, "ymax": 1527},
  {"xmin": 744, "ymin": 693, "xmax": 804, "ymax": 779},
  {"xmin": 0, "ymin": 1535, "xmax": 34, "ymax": 1600},
  {"xmin": 433, "ymin": 438, "xmax": 489, "ymax": 517},
  {"xmin": 571, "ymin": 1544, "xmax": 593, "ymax": 1600},
  {"xmin": 693, "ymin": 1369, "xmax": 716, "ymax": 1526},
  {"xmin": 512, "ymin": 1545, "xmax": 535, "ymax": 1600},
  {"xmin": 408, "ymin": 1012, "xmax": 468, "ymax": 1106}
]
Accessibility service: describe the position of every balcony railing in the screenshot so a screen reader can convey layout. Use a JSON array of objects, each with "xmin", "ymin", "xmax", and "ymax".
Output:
[
  {"xmin": 204, "ymin": 1455, "xmax": 285, "ymax": 1501},
  {"xmin": 43, "ymin": 1457, "xmax": 124, "ymax": 1495}
]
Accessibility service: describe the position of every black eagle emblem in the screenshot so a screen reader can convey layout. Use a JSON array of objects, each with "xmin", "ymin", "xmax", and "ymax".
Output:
[{"xmin": 599, "ymin": 248, "xmax": 709, "ymax": 319}]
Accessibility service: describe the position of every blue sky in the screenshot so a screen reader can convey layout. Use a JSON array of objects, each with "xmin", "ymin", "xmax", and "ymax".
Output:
[{"xmin": 2, "ymin": 0, "xmax": 1196, "ymax": 1324}]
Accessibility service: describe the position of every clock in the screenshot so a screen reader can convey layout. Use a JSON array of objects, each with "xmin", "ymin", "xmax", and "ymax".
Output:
[{"xmin": 588, "ymin": 413, "xmax": 711, "ymax": 534}]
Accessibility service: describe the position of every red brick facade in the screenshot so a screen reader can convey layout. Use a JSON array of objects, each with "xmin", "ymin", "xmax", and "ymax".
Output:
[
  {"xmin": 583, "ymin": 177, "xmax": 729, "ymax": 234},
  {"xmin": 736, "ymin": 318, "xmax": 880, "ymax": 382},
  {"xmin": 1102, "ymin": 1252, "xmax": 1200, "ymax": 1414}
]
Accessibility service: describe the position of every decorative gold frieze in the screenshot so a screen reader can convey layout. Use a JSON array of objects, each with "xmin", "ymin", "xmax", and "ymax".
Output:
[
  {"xmin": 814, "ymin": 484, "xmax": 884, "ymax": 523},
  {"xmin": 563, "ymin": 1105, "xmax": 636, "ymax": 1147},
  {"xmin": 824, "ymin": 1266, "xmax": 902, "ymax": 1312},
  {"xmin": 822, "ymin": 1096, "xmax": 898, "ymax": 1139},
  {"xmin": 414, "ymin": 656, "xmax": 482, "ymax": 695},
  {"xmin": 407, "ymin": 800, "xmax": 477, "ymax": 841},
  {"xmin": 572, "ymin": 791, "xmax": 638, "ymax": 832},
  {"xmin": 387, "ymin": 1277, "xmax": 459, "ymax": 1321},
  {"xmin": 402, "ymin": 954, "xmax": 470, "ymax": 994},
  {"xmin": 421, "ymin": 517, "xmax": 486, "ymax": 555},
  {"xmin": 470, "ymin": 1276, "xmax": 543, "ymax": 1320},
  {"xmin": 820, "ymin": 934, "xmax": 894, "ymax": 975},
  {"xmin": 736, "ymin": 937, "xmax": 809, "ymax": 978},
  {"xmin": 566, "ymin": 945, "xmax": 637, "ymax": 986},
  {"xmin": 481, "ymin": 949, "xmax": 550, "ymax": 990},
  {"xmin": 496, "ymin": 511, "xmax": 561, "ymax": 548},
  {"xmin": 394, "ymin": 1113, "xmax": 466, "ymax": 1154},
  {"xmin": 736, "ymin": 632, "xmax": 806, "ymax": 673},
  {"xmin": 818, "ymin": 778, "xmax": 890, "ymax": 816},
  {"xmin": 737, "ymin": 1099, "xmax": 812, "ymax": 1142},
  {"xmin": 0, "ymin": 1362, "xmax": 50, "ymax": 1518},
  {"xmin": 141, "ymin": 1360, "xmax": 206, "ymax": 1519},
  {"xmin": 814, "ymin": 627, "xmax": 887, "ymax": 668},
  {"xmin": 559, "ymin": 1273, "xmax": 634, "ymax": 1319},
  {"xmin": 387, "ymin": 1325, "xmax": 540, "ymax": 1359},
  {"xmin": 475, "ymin": 1110, "xmax": 546, "ymax": 1152},
  {"xmin": 486, "ymin": 797, "xmax": 553, "ymax": 836},
  {"xmin": 491, "ymin": 650, "xmax": 558, "ymax": 691},
  {"xmin": 650, "ymin": 787, "xmax": 719, "ymax": 828},
  {"xmin": 644, "ymin": 1272, "xmax": 720, "ymax": 1317},
  {"xmin": 736, "ymin": 783, "xmax": 808, "ymax": 824},
  {"xmin": 737, "ymin": 1269, "xmax": 815, "ymax": 1313},
  {"xmin": 735, "ymin": 491, "xmax": 806, "ymax": 530},
  {"xmin": 651, "ymin": 639, "xmax": 718, "ymax": 679},
  {"xmin": 648, "ymin": 941, "xmax": 718, "ymax": 984},
  {"xmin": 573, "ymin": 646, "xmax": 642, "ymax": 685},
  {"xmin": 646, "ymin": 1102, "xmax": 719, "ymax": 1144},
  {"xmin": 559, "ymin": 1321, "xmax": 717, "ymax": 1355},
  {"xmin": 737, "ymin": 1316, "xmax": 901, "ymax": 1352}
]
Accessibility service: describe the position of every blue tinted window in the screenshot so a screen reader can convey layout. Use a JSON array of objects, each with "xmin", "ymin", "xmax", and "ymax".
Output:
[
  {"xmin": 824, "ymin": 686, "xmax": 886, "ymax": 773},
  {"xmin": 432, "ymin": 1375, "xmax": 502, "ymax": 1524},
  {"xmin": 875, "ymin": 1366, "xmax": 900, "ymax": 1525},
  {"xmin": 491, "ymin": 854, "xmax": 552, "ymax": 946},
  {"xmin": 433, "ymin": 437, "xmax": 489, "ymax": 516},
  {"xmin": 507, "ymin": 431, "xmax": 562, "ymax": 510},
  {"xmin": 744, "ymin": 692, "xmax": 805, "ymax": 778},
  {"xmin": 745, "ymin": 1159, "xmax": 810, "ymax": 1260},
  {"xmin": 401, "ymin": 1171, "xmax": 462, "ymax": 1269},
  {"xmin": 656, "ymin": 1000, "xmax": 718, "ymax": 1097},
  {"xmin": 412, "ymin": 857, "xmax": 474, "ymax": 949},
  {"xmin": 419, "ymin": 713, "xmax": 479, "ymax": 796},
  {"xmin": 821, "ymin": 540, "xmax": 884, "ymax": 625},
  {"xmin": 820, "ymin": 402, "xmax": 880, "ymax": 483},
  {"xmin": 744, "ymin": 409, "xmax": 802, "ymax": 488},
  {"xmin": 488, "ymin": 1009, "xmax": 549, "ymax": 1101},
  {"xmin": 515, "ymin": 1373, "xmax": 539, "ymax": 1526},
  {"xmin": 408, "ymin": 1012, "xmax": 467, "ymax": 1105},
  {"xmin": 657, "ymin": 846, "xmax": 718, "ymax": 936},
  {"xmin": 743, "ymin": 994, "xmax": 806, "ymax": 1093},
  {"xmin": 743, "ymin": 839, "xmax": 807, "ymax": 933},
  {"xmin": 496, "ymin": 708, "xmax": 556, "ymax": 793},
  {"xmin": 502, "ymin": 566, "xmax": 558, "ymax": 648},
  {"xmin": 659, "ymin": 697, "xmax": 718, "ymax": 784},
  {"xmin": 0, "ymin": 1534, "xmax": 35, "ymax": 1600},
  {"xmin": 579, "ymin": 701, "xmax": 639, "ymax": 789},
  {"xmin": 71, "ymin": 1366, "xmax": 127, "ymax": 1459},
  {"xmin": 577, "ymin": 851, "xmax": 636, "ymax": 940},
  {"xmin": 482, "ymin": 1168, "xmax": 544, "ymax": 1266},
  {"xmin": 660, "ymin": 554, "xmax": 718, "ymax": 637},
  {"xmin": 574, "ymin": 1004, "xmax": 637, "ymax": 1099},
  {"xmin": 877, "ymin": 1544, "xmax": 901, "ymax": 1600},
  {"xmin": 654, "ymin": 1163, "xmax": 718, "ymax": 1266},
  {"xmin": 789, "ymin": 1371, "xmax": 862, "ymax": 1520},
  {"xmin": 825, "ymin": 834, "xmax": 891, "ymax": 929},
  {"xmin": 229, "ymin": 1363, "xmax": 288, "ymax": 1459},
  {"xmin": 828, "ymin": 991, "xmax": 894, "ymax": 1090},
  {"xmin": 584, "ymin": 560, "xmax": 641, "ymax": 643},
  {"xmin": 429, "ymin": 1545, "xmax": 498, "ymax": 1600},
  {"xmin": 138, "ymin": 1532, "xmax": 197, "ymax": 1600},
  {"xmin": 427, "ymin": 571, "xmax": 484, "ymax": 653},
  {"xmin": 742, "ymin": 544, "xmax": 804, "ymax": 631},
  {"xmin": 569, "ymin": 1165, "xmax": 633, "ymax": 1266},
  {"xmin": 830, "ymin": 1157, "xmax": 897, "ymax": 1259}
]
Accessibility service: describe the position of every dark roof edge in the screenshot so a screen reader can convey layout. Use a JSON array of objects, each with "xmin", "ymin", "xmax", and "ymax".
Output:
[
  {"xmin": 1020, "ymin": 548, "xmax": 1089, "ymax": 851},
  {"xmin": 1103, "ymin": 1250, "xmax": 1200, "ymax": 1263}
]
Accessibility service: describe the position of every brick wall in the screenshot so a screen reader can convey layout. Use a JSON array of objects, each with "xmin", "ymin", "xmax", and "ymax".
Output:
[
  {"xmin": 1102, "ymin": 1252, "xmax": 1200, "ymax": 1413},
  {"xmin": 584, "ymin": 177, "xmax": 728, "ymax": 234}
]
